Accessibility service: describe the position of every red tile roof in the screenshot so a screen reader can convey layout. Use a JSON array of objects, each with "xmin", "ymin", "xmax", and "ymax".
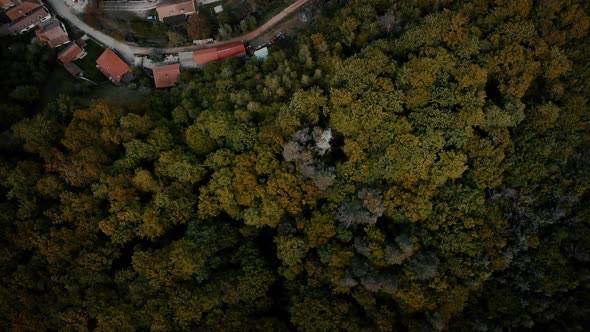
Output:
[
  {"xmin": 6, "ymin": 0, "xmax": 41, "ymax": 21},
  {"xmin": 192, "ymin": 48, "xmax": 219, "ymax": 64},
  {"xmin": 156, "ymin": 0, "xmax": 195, "ymax": 21},
  {"xmin": 0, "ymin": 0, "xmax": 15, "ymax": 9},
  {"xmin": 58, "ymin": 43, "xmax": 87, "ymax": 64},
  {"xmin": 8, "ymin": 6, "xmax": 50, "ymax": 34},
  {"xmin": 64, "ymin": 62, "xmax": 82, "ymax": 77},
  {"xmin": 96, "ymin": 48, "xmax": 130, "ymax": 83},
  {"xmin": 216, "ymin": 42, "xmax": 247, "ymax": 60},
  {"xmin": 153, "ymin": 64, "xmax": 181, "ymax": 88},
  {"xmin": 36, "ymin": 21, "xmax": 70, "ymax": 48},
  {"xmin": 192, "ymin": 43, "xmax": 246, "ymax": 65}
]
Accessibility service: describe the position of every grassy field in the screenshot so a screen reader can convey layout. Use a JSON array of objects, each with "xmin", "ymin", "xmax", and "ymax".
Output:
[
  {"xmin": 130, "ymin": 20, "xmax": 169, "ymax": 39},
  {"xmin": 74, "ymin": 39, "xmax": 108, "ymax": 83},
  {"xmin": 83, "ymin": 84, "xmax": 151, "ymax": 107}
]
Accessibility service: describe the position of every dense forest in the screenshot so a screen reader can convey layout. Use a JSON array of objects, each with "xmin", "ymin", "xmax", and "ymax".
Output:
[{"xmin": 1, "ymin": 0, "xmax": 589, "ymax": 330}]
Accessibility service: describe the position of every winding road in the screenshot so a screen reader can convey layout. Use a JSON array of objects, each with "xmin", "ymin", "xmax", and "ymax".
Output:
[{"xmin": 44, "ymin": 0, "xmax": 312, "ymax": 63}]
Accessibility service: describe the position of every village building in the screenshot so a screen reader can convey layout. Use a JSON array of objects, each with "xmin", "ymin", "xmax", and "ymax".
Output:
[
  {"xmin": 0, "ymin": 0, "xmax": 16, "ymax": 11},
  {"xmin": 192, "ymin": 47, "xmax": 218, "ymax": 65},
  {"xmin": 57, "ymin": 42, "xmax": 87, "ymax": 64},
  {"xmin": 191, "ymin": 42, "xmax": 246, "ymax": 66},
  {"xmin": 5, "ymin": 0, "xmax": 41, "ymax": 21},
  {"xmin": 254, "ymin": 47, "xmax": 269, "ymax": 60},
  {"xmin": 35, "ymin": 20, "xmax": 70, "ymax": 48},
  {"xmin": 63, "ymin": 62, "xmax": 82, "ymax": 77},
  {"xmin": 8, "ymin": 6, "xmax": 51, "ymax": 35},
  {"xmin": 156, "ymin": 0, "xmax": 195, "ymax": 23},
  {"xmin": 215, "ymin": 42, "xmax": 247, "ymax": 60},
  {"xmin": 96, "ymin": 48, "xmax": 131, "ymax": 85},
  {"xmin": 152, "ymin": 64, "xmax": 181, "ymax": 89}
]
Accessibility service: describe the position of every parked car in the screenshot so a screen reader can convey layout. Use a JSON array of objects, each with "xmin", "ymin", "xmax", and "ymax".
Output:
[{"xmin": 147, "ymin": 15, "xmax": 157, "ymax": 21}]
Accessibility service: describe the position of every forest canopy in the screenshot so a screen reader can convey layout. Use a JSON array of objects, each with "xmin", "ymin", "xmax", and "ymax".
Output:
[{"xmin": 1, "ymin": 0, "xmax": 589, "ymax": 331}]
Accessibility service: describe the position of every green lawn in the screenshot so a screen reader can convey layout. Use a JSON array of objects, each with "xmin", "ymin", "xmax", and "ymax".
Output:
[
  {"xmin": 74, "ymin": 39, "xmax": 108, "ymax": 83},
  {"xmin": 130, "ymin": 20, "xmax": 169, "ymax": 39}
]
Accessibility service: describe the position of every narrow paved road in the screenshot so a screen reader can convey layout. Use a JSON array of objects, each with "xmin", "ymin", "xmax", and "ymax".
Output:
[
  {"xmin": 135, "ymin": 0, "xmax": 310, "ymax": 55},
  {"xmin": 45, "ymin": 0, "xmax": 139, "ymax": 61},
  {"xmin": 102, "ymin": 0, "xmax": 160, "ymax": 12},
  {"xmin": 45, "ymin": 0, "xmax": 312, "ymax": 62}
]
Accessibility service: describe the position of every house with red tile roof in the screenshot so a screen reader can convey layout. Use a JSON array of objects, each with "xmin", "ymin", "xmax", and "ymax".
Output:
[
  {"xmin": 216, "ymin": 42, "xmax": 247, "ymax": 60},
  {"xmin": 36, "ymin": 21, "xmax": 70, "ymax": 48},
  {"xmin": 191, "ymin": 42, "xmax": 246, "ymax": 66},
  {"xmin": 156, "ymin": 0, "xmax": 195, "ymax": 23},
  {"xmin": 96, "ymin": 48, "xmax": 131, "ymax": 84},
  {"xmin": 57, "ymin": 43, "xmax": 87, "ymax": 64},
  {"xmin": 6, "ymin": 0, "xmax": 41, "ymax": 21},
  {"xmin": 8, "ymin": 6, "xmax": 50, "ymax": 35},
  {"xmin": 192, "ymin": 47, "xmax": 218, "ymax": 65},
  {"xmin": 0, "ymin": 0, "xmax": 16, "ymax": 11},
  {"xmin": 152, "ymin": 64, "xmax": 181, "ymax": 88}
]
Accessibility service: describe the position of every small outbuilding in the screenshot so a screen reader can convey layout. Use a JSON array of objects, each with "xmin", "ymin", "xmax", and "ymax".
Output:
[
  {"xmin": 64, "ymin": 62, "xmax": 82, "ymax": 77},
  {"xmin": 152, "ymin": 63, "xmax": 181, "ymax": 89},
  {"xmin": 191, "ymin": 42, "xmax": 246, "ymax": 66},
  {"xmin": 58, "ymin": 42, "xmax": 87, "ymax": 64},
  {"xmin": 254, "ymin": 47, "xmax": 269, "ymax": 60}
]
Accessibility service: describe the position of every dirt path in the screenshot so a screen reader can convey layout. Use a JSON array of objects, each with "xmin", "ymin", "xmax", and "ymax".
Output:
[{"xmin": 45, "ymin": 0, "xmax": 313, "ymax": 60}]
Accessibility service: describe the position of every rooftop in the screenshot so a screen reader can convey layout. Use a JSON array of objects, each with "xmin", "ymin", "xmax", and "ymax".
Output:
[
  {"xmin": 152, "ymin": 64, "xmax": 181, "ymax": 88},
  {"xmin": 216, "ymin": 42, "xmax": 247, "ymax": 60},
  {"xmin": 6, "ymin": 0, "xmax": 41, "ymax": 21},
  {"xmin": 192, "ymin": 47, "xmax": 219, "ymax": 65},
  {"xmin": 0, "ymin": 0, "xmax": 15, "ymax": 9},
  {"xmin": 192, "ymin": 42, "xmax": 246, "ymax": 65},
  {"xmin": 58, "ymin": 42, "xmax": 86, "ymax": 64},
  {"xmin": 64, "ymin": 62, "xmax": 82, "ymax": 77},
  {"xmin": 254, "ymin": 47, "xmax": 269, "ymax": 60},
  {"xmin": 36, "ymin": 21, "xmax": 70, "ymax": 48},
  {"xmin": 8, "ymin": 6, "xmax": 50, "ymax": 34},
  {"xmin": 156, "ymin": 0, "xmax": 195, "ymax": 21},
  {"xmin": 96, "ymin": 48, "xmax": 131, "ymax": 83}
]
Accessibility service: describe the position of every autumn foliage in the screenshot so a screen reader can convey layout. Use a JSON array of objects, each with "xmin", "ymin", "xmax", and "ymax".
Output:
[{"xmin": 1, "ymin": 0, "xmax": 589, "ymax": 331}]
